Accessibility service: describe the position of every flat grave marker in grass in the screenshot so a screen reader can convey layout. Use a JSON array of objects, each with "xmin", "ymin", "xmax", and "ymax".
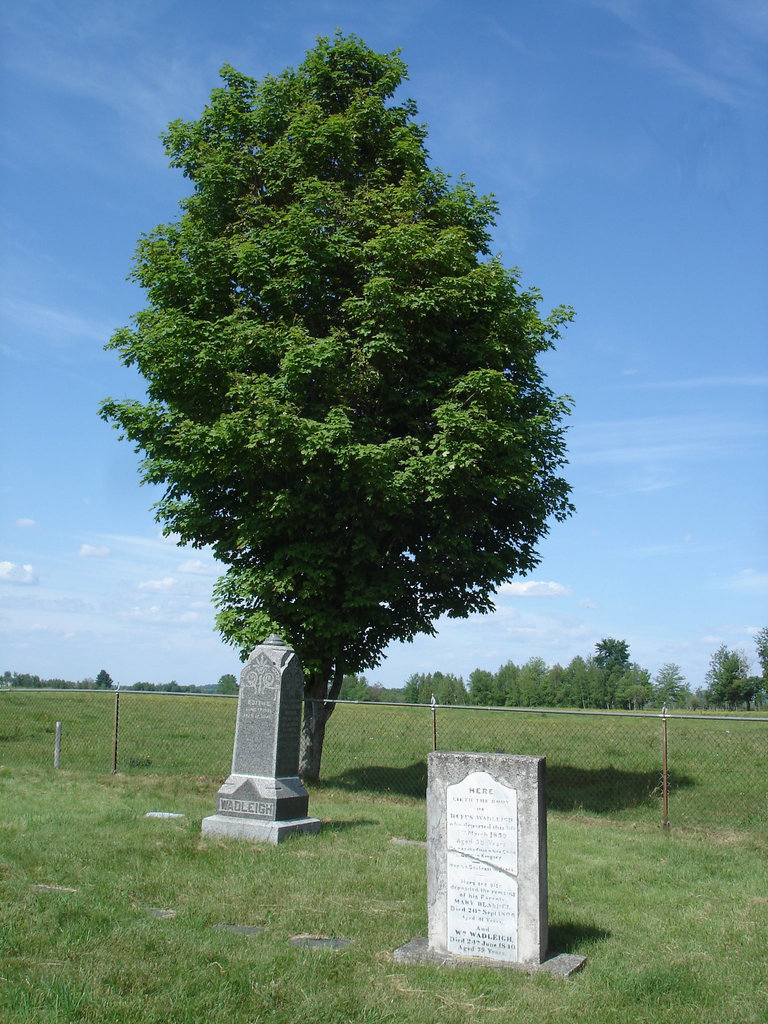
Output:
[
  {"xmin": 212, "ymin": 924, "xmax": 264, "ymax": 935},
  {"xmin": 202, "ymin": 635, "xmax": 321, "ymax": 844},
  {"xmin": 146, "ymin": 907, "xmax": 176, "ymax": 919},
  {"xmin": 289, "ymin": 935, "xmax": 350, "ymax": 950}
]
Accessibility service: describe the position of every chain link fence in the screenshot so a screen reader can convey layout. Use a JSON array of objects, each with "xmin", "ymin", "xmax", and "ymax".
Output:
[{"xmin": 2, "ymin": 689, "xmax": 766, "ymax": 831}]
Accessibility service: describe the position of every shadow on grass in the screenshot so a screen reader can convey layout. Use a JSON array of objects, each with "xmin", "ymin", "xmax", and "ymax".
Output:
[
  {"xmin": 547, "ymin": 764, "xmax": 694, "ymax": 815},
  {"xmin": 549, "ymin": 921, "xmax": 610, "ymax": 955},
  {"xmin": 319, "ymin": 762, "xmax": 428, "ymax": 799},
  {"xmin": 319, "ymin": 761, "xmax": 695, "ymax": 815},
  {"xmin": 319, "ymin": 818, "xmax": 379, "ymax": 833}
]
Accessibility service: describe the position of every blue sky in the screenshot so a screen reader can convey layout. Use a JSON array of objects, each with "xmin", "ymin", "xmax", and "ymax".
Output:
[{"xmin": 1, "ymin": 0, "xmax": 766, "ymax": 691}]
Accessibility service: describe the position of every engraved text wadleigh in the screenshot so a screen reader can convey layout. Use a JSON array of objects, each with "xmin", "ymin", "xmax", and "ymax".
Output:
[{"xmin": 218, "ymin": 797, "xmax": 275, "ymax": 819}]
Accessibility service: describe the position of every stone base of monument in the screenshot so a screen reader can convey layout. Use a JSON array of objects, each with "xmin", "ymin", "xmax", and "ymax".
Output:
[
  {"xmin": 393, "ymin": 937, "xmax": 585, "ymax": 978},
  {"xmin": 201, "ymin": 772, "xmax": 321, "ymax": 844},
  {"xmin": 201, "ymin": 813, "xmax": 321, "ymax": 844}
]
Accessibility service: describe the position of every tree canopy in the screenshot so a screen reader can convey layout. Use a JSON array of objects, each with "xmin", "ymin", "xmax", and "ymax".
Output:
[
  {"xmin": 705, "ymin": 644, "xmax": 758, "ymax": 710},
  {"xmin": 95, "ymin": 669, "xmax": 114, "ymax": 689},
  {"xmin": 100, "ymin": 34, "xmax": 574, "ymax": 775}
]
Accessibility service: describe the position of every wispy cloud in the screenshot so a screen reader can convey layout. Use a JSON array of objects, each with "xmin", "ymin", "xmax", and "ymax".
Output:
[
  {"xmin": 4, "ymin": 1, "xmax": 220, "ymax": 152},
  {"xmin": 571, "ymin": 416, "xmax": 766, "ymax": 468},
  {"xmin": 1, "ymin": 297, "xmax": 113, "ymax": 348},
  {"xmin": 15, "ymin": 518, "xmax": 36, "ymax": 529},
  {"xmin": 584, "ymin": 0, "xmax": 768, "ymax": 109},
  {"xmin": 498, "ymin": 581, "xmax": 572, "ymax": 598},
  {"xmin": 79, "ymin": 544, "xmax": 111, "ymax": 558},
  {"xmin": 721, "ymin": 569, "xmax": 768, "ymax": 595},
  {"xmin": 636, "ymin": 41, "xmax": 742, "ymax": 107},
  {"xmin": 631, "ymin": 376, "xmax": 768, "ymax": 390}
]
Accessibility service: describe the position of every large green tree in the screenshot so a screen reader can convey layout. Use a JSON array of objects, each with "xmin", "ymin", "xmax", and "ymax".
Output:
[
  {"xmin": 100, "ymin": 34, "xmax": 573, "ymax": 777},
  {"xmin": 651, "ymin": 662, "xmax": 690, "ymax": 708},
  {"xmin": 95, "ymin": 669, "xmax": 114, "ymax": 690},
  {"xmin": 705, "ymin": 644, "xmax": 752, "ymax": 710}
]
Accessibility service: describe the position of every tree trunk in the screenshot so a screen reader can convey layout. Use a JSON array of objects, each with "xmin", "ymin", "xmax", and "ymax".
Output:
[
  {"xmin": 298, "ymin": 665, "xmax": 343, "ymax": 781},
  {"xmin": 299, "ymin": 698, "xmax": 329, "ymax": 781}
]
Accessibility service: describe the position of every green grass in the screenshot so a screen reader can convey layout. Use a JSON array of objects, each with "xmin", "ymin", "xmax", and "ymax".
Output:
[
  {"xmin": 2, "ymin": 692, "xmax": 767, "ymax": 829},
  {"xmin": 1, "ymin": 768, "xmax": 767, "ymax": 1024}
]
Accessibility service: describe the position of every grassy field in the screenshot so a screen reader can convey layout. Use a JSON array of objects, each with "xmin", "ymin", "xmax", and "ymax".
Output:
[
  {"xmin": 2, "ymin": 691, "xmax": 766, "ymax": 830},
  {"xmin": 1, "ymin": 768, "xmax": 766, "ymax": 1024}
]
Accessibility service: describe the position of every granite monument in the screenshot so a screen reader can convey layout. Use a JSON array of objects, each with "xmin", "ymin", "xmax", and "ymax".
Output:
[{"xmin": 201, "ymin": 635, "xmax": 321, "ymax": 844}]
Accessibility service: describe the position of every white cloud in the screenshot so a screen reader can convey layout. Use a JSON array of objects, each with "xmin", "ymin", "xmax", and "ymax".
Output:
[
  {"xmin": 15, "ymin": 518, "xmax": 35, "ymax": 529},
  {"xmin": 498, "ymin": 580, "xmax": 572, "ymax": 598},
  {"xmin": 79, "ymin": 544, "xmax": 111, "ymax": 558},
  {"xmin": 178, "ymin": 559, "xmax": 218, "ymax": 576},
  {"xmin": 138, "ymin": 576, "xmax": 175, "ymax": 592},
  {"xmin": 0, "ymin": 561, "xmax": 38, "ymax": 585}
]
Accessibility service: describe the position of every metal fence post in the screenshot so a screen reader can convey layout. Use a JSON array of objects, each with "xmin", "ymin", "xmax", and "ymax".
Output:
[
  {"xmin": 54, "ymin": 721, "xmax": 62, "ymax": 769},
  {"xmin": 112, "ymin": 685, "xmax": 120, "ymax": 774},
  {"xmin": 431, "ymin": 694, "xmax": 437, "ymax": 752},
  {"xmin": 661, "ymin": 704, "xmax": 670, "ymax": 829}
]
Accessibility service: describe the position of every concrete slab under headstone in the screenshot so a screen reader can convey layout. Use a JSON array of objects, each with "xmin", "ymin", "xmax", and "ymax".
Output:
[
  {"xmin": 395, "ymin": 751, "xmax": 585, "ymax": 976},
  {"xmin": 202, "ymin": 635, "xmax": 320, "ymax": 844},
  {"xmin": 393, "ymin": 937, "xmax": 585, "ymax": 976}
]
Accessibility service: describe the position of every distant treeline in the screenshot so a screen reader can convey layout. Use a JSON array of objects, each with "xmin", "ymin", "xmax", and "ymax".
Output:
[
  {"xmin": 342, "ymin": 634, "xmax": 768, "ymax": 712},
  {"xmin": 2, "ymin": 669, "xmax": 116, "ymax": 690},
  {"xmin": 0, "ymin": 669, "xmax": 224, "ymax": 694},
  {"xmin": 4, "ymin": 632, "xmax": 765, "ymax": 711}
]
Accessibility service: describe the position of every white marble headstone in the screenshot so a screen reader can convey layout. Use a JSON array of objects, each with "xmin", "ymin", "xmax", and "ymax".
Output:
[{"xmin": 426, "ymin": 752, "xmax": 547, "ymax": 966}]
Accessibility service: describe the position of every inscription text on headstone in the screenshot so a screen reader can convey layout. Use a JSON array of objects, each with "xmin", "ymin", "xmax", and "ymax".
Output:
[{"xmin": 446, "ymin": 771, "xmax": 519, "ymax": 961}]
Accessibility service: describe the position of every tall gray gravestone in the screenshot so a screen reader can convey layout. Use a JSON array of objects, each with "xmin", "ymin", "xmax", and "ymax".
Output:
[
  {"xmin": 395, "ymin": 751, "xmax": 585, "ymax": 976},
  {"xmin": 201, "ymin": 635, "xmax": 321, "ymax": 844}
]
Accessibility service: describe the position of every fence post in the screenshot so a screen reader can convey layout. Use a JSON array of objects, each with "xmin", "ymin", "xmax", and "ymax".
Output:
[
  {"xmin": 54, "ymin": 721, "xmax": 62, "ymax": 769},
  {"xmin": 661, "ymin": 704, "xmax": 670, "ymax": 829},
  {"xmin": 112, "ymin": 685, "xmax": 120, "ymax": 774},
  {"xmin": 431, "ymin": 694, "xmax": 437, "ymax": 752}
]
